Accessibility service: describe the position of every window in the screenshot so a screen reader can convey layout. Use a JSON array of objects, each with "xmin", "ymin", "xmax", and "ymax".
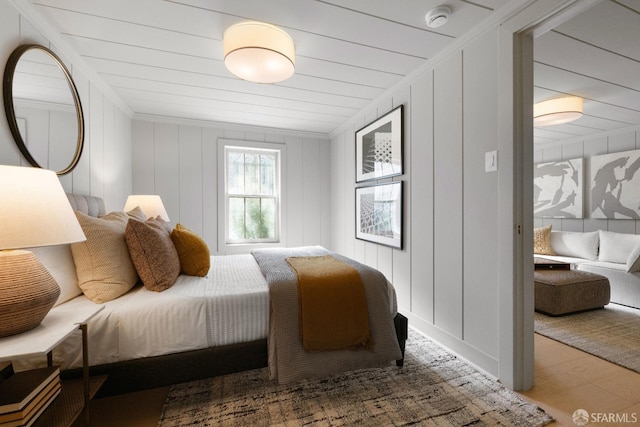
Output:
[{"xmin": 224, "ymin": 145, "xmax": 281, "ymax": 244}]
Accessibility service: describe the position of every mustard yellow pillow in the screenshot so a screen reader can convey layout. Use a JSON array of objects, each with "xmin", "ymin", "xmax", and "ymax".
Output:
[
  {"xmin": 71, "ymin": 211, "xmax": 140, "ymax": 303},
  {"xmin": 170, "ymin": 224, "xmax": 210, "ymax": 277},
  {"xmin": 533, "ymin": 225, "xmax": 555, "ymax": 255},
  {"xmin": 125, "ymin": 218, "xmax": 180, "ymax": 292}
]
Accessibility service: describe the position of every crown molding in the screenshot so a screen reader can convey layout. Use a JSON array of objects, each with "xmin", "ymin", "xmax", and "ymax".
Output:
[{"xmin": 133, "ymin": 113, "xmax": 330, "ymax": 141}]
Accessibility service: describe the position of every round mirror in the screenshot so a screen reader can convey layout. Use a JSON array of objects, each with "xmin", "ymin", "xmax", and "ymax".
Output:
[{"xmin": 3, "ymin": 44, "xmax": 84, "ymax": 176}]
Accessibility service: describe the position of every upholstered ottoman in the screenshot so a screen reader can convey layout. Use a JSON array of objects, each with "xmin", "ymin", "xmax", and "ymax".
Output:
[{"xmin": 534, "ymin": 269, "xmax": 610, "ymax": 316}]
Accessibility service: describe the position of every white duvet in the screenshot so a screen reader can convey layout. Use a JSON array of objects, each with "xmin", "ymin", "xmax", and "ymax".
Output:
[{"xmin": 14, "ymin": 255, "xmax": 269, "ymax": 371}]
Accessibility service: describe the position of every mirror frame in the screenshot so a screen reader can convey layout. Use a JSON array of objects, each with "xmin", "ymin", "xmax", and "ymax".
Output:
[{"xmin": 3, "ymin": 44, "xmax": 85, "ymax": 176}]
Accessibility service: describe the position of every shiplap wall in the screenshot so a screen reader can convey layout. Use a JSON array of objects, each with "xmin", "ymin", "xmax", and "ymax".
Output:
[
  {"xmin": 534, "ymin": 126, "xmax": 640, "ymax": 234},
  {"xmin": 0, "ymin": 2, "xmax": 132, "ymax": 211},
  {"xmin": 131, "ymin": 120, "xmax": 331, "ymax": 254},
  {"xmin": 330, "ymin": 27, "xmax": 509, "ymax": 380}
]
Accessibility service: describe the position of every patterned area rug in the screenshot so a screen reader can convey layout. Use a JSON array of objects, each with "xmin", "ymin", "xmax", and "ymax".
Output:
[
  {"xmin": 158, "ymin": 330, "xmax": 553, "ymax": 426},
  {"xmin": 535, "ymin": 303, "xmax": 640, "ymax": 373}
]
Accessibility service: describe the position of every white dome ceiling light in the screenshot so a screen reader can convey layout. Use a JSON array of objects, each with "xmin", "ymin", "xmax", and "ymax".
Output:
[
  {"xmin": 533, "ymin": 96, "xmax": 584, "ymax": 127},
  {"xmin": 425, "ymin": 6, "xmax": 452, "ymax": 29},
  {"xmin": 223, "ymin": 21, "xmax": 295, "ymax": 84}
]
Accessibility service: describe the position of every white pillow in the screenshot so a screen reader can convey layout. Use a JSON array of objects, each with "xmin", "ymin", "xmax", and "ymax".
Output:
[
  {"xmin": 600, "ymin": 230, "xmax": 640, "ymax": 264},
  {"xmin": 549, "ymin": 231, "xmax": 599, "ymax": 260},
  {"xmin": 625, "ymin": 243, "xmax": 640, "ymax": 272},
  {"xmin": 29, "ymin": 244, "xmax": 81, "ymax": 306}
]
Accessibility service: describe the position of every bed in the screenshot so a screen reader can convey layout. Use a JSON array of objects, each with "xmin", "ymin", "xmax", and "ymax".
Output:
[{"xmin": 13, "ymin": 194, "xmax": 407, "ymax": 396}]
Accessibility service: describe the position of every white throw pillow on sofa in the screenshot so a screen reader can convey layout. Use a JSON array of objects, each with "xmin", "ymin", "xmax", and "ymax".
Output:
[
  {"xmin": 625, "ymin": 243, "xmax": 640, "ymax": 272},
  {"xmin": 549, "ymin": 231, "xmax": 599, "ymax": 260},
  {"xmin": 600, "ymin": 230, "xmax": 640, "ymax": 264}
]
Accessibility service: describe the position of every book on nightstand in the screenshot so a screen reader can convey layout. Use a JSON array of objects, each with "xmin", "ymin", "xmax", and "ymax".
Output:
[{"xmin": 0, "ymin": 366, "xmax": 60, "ymax": 427}]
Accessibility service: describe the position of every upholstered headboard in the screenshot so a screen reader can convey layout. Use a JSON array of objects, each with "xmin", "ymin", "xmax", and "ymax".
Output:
[{"xmin": 66, "ymin": 193, "xmax": 106, "ymax": 217}]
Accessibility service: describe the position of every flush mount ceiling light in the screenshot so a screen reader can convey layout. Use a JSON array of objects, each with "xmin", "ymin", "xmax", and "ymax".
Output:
[
  {"xmin": 533, "ymin": 96, "xmax": 583, "ymax": 126},
  {"xmin": 223, "ymin": 21, "xmax": 295, "ymax": 84},
  {"xmin": 425, "ymin": 5, "xmax": 452, "ymax": 28}
]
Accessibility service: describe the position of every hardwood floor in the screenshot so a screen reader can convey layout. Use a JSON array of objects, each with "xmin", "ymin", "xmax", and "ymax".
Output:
[
  {"xmin": 74, "ymin": 334, "xmax": 640, "ymax": 426},
  {"xmin": 519, "ymin": 334, "xmax": 640, "ymax": 426}
]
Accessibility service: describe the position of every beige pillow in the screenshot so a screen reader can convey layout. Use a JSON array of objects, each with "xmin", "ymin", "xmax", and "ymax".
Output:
[
  {"xmin": 125, "ymin": 218, "xmax": 180, "ymax": 292},
  {"xmin": 71, "ymin": 211, "xmax": 141, "ymax": 303},
  {"xmin": 533, "ymin": 225, "xmax": 555, "ymax": 255},
  {"xmin": 171, "ymin": 224, "xmax": 211, "ymax": 277}
]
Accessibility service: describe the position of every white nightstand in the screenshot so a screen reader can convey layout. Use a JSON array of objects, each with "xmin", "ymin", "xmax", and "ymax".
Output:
[{"xmin": 0, "ymin": 303, "xmax": 106, "ymax": 426}]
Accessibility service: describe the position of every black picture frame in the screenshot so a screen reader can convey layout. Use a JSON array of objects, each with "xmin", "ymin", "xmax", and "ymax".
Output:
[
  {"xmin": 355, "ymin": 105, "xmax": 403, "ymax": 183},
  {"xmin": 355, "ymin": 181, "xmax": 403, "ymax": 249}
]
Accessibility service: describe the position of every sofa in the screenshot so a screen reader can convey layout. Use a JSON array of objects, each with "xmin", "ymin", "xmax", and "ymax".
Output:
[{"xmin": 534, "ymin": 226, "xmax": 640, "ymax": 310}]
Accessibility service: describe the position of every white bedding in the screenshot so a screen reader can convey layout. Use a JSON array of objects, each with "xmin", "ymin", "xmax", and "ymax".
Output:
[{"xmin": 14, "ymin": 254, "xmax": 269, "ymax": 371}]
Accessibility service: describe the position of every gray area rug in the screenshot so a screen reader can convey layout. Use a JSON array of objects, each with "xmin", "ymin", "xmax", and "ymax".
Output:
[
  {"xmin": 535, "ymin": 303, "xmax": 640, "ymax": 373},
  {"xmin": 158, "ymin": 330, "xmax": 553, "ymax": 426}
]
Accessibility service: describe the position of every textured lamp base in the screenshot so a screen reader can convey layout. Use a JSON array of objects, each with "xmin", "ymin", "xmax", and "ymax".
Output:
[{"xmin": 0, "ymin": 250, "xmax": 60, "ymax": 337}]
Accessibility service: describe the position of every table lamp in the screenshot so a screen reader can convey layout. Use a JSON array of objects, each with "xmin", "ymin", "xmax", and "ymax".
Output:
[
  {"xmin": 123, "ymin": 195, "xmax": 170, "ymax": 221},
  {"xmin": 0, "ymin": 165, "xmax": 86, "ymax": 337}
]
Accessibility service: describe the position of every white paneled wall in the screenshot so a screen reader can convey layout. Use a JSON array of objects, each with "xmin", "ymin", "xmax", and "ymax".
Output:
[
  {"xmin": 433, "ymin": 52, "xmax": 464, "ymax": 339},
  {"xmin": 329, "ymin": 26, "xmax": 509, "ymax": 380},
  {"xmin": 0, "ymin": 2, "xmax": 132, "ymax": 210},
  {"xmin": 534, "ymin": 126, "xmax": 640, "ymax": 234},
  {"xmin": 131, "ymin": 120, "xmax": 331, "ymax": 254}
]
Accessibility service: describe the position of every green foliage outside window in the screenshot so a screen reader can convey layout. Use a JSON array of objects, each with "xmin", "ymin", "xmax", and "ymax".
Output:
[{"xmin": 226, "ymin": 146, "xmax": 279, "ymax": 243}]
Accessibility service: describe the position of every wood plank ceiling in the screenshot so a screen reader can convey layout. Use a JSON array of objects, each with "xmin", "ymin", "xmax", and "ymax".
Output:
[
  {"xmin": 22, "ymin": 0, "xmax": 640, "ymax": 142},
  {"xmin": 22, "ymin": 0, "xmax": 506, "ymax": 135},
  {"xmin": 533, "ymin": 0, "xmax": 640, "ymax": 145}
]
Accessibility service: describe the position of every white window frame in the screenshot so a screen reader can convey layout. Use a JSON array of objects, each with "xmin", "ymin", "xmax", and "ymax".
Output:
[{"xmin": 218, "ymin": 139, "xmax": 286, "ymax": 252}]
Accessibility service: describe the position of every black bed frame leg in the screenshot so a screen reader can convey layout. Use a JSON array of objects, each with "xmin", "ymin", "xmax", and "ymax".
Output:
[{"xmin": 394, "ymin": 313, "xmax": 408, "ymax": 367}]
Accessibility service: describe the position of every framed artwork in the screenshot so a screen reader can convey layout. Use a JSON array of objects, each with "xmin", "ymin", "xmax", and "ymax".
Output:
[
  {"xmin": 589, "ymin": 149, "xmax": 640, "ymax": 219},
  {"xmin": 355, "ymin": 105, "xmax": 403, "ymax": 183},
  {"xmin": 355, "ymin": 181, "xmax": 402, "ymax": 249},
  {"xmin": 533, "ymin": 158, "xmax": 583, "ymax": 218}
]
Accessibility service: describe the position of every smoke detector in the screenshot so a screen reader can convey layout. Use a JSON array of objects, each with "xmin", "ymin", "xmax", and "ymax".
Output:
[{"xmin": 425, "ymin": 5, "xmax": 452, "ymax": 28}]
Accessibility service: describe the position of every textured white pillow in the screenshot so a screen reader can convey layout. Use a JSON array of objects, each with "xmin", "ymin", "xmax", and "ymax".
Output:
[
  {"xmin": 600, "ymin": 230, "xmax": 640, "ymax": 264},
  {"xmin": 29, "ymin": 244, "xmax": 81, "ymax": 306},
  {"xmin": 625, "ymin": 243, "xmax": 640, "ymax": 272},
  {"xmin": 549, "ymin": 231, "xmax": 599, "ymax": 260}
]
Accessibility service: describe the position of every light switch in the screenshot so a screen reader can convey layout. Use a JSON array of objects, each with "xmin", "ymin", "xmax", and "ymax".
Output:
[{"xmin": 485, "ymin": 150, "xmax": 498, "ymax": 172}]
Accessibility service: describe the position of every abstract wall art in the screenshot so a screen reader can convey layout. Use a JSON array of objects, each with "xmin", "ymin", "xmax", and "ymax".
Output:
[
  {"xmin": 589, "ymin": 149, "xmax": 640, "ymax": 219},
  {"xmin": 534, "ymin": 158, "xmax": 583, "ymax": 218},
  {"xmin": 355, "ymin": 105, "xmax": 403, "ymax": 183},
  {"xmin": 355, "ymin": 181, "xmax": 402, "ymax": 249}
]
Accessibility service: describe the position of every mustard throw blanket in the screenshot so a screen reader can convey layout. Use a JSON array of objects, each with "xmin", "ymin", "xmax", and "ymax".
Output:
[{"xmin": 286, "ymin": 255, "xmax": 371, "ymax": 351}]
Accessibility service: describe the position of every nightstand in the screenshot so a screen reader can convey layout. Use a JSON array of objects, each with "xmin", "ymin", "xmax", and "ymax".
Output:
[{"xmin": 0, "ymin": 303, "xmax": 105, "ymax": 426}]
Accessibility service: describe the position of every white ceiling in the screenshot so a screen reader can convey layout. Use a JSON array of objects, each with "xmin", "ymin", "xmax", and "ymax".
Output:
[
  {"xmin": 20, "ymin": 0, "xmax": 640, "ymax": 141},
  {"xmin": 534, "ymin": 0, "xmax": 640, "ymax": 145}
]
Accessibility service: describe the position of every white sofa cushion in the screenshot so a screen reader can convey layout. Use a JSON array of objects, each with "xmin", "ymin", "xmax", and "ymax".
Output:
[
  {"xmin": 549, "ymin": 231, "xmax": 599, "ymax": 261},
  {"xmin": 599, "ymin": 230, "xmax": 640, "ymax": 264},
  {"xmin": 625, "ymin": 244, "xmax": 640, "ymax": 272}
]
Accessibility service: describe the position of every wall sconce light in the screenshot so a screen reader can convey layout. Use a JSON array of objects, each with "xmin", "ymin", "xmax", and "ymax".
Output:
[
  {"xmin": 123, "ymin": 195, "xmax": 170, "ymax": 221},
  {"xmin": 223, "ymin": 21, "xmax": 295, "ymax": 84},
  {"xmin": 534, "ymin": 96, "xmax": 583, "ymax": 127}
]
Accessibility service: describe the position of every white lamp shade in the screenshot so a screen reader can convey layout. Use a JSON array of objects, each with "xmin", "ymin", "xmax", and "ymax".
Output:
[
  {"xmin": 534, "ymin": 96, "xmax": 583, "ymax": 127},
  {"xmin": 223, "ymin": 21, "xmax": 295, "ymax": 84},
  {"xmin": 123, "ymin": 195, "xmax": 170, "ymax": 221},
  {"xmin": 0, "ymin": 166, "xmax": 86, "ymax": 250}
]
